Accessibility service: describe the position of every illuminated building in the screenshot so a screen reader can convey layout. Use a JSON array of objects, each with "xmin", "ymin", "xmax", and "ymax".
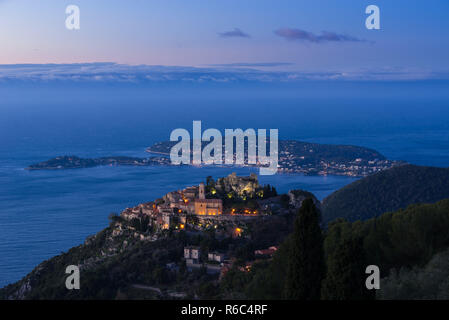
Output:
[{"xmin": 194, "ymin": 182, "xmax": 223, "ymax": 216}]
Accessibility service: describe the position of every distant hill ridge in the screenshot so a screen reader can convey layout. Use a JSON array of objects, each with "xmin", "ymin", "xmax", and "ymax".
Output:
[{"xmin": 322, "ymin": 164, "xmax": 449, "ymax": 223}]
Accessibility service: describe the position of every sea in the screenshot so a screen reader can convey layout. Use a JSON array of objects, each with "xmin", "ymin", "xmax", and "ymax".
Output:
[{"xmin": 1, "ymin": 80, "xmax": 449, "ymax": 288}]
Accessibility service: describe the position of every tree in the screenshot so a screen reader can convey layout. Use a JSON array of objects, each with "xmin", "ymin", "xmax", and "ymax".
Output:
[
  {"xmin": 284, "ymin": 198, "xmax": 325, "ymax": 299},
  {"xmin": 206, "ymin": 176, "xmax": 215, "ymax": 188},
  {"xmin": 108, "ymin": 212, "xmax": 124, "ymax": 225},
  {"xmin": 206, "ymin": 176, "xmax": 216, "ymax": 195},
  {"xmin": 321, "ymin": 236, "xmax": 374, "ymax": 300}
]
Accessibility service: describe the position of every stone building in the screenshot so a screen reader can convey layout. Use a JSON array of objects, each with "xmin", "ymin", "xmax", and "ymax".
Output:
[
  {"xmin": 208, "ymin": 251, "xmax": 226, "ymax": 263},
  {"xmin": 184, "ymin": 246, "xmax": 201, "ymax": 265},
  {"xmin": 215, "ymin": 172, "xmax": 259, "ymax": 197},
  {"xmin": 194, "ymin": 182, "xmax": 223, "ymax": 215},
  {"xmin": 162, "ymin": 212, "xmax": 171, "ymax": 230}
]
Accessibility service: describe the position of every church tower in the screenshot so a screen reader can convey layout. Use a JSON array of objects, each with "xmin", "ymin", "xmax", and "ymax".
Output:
[
  {"xmin": 194, "ymin": 182, "xmax": 222, "ymax": 216},
  {"xmin": 199, "ymin": 182, "xmax": 206, "ymax": 200}
]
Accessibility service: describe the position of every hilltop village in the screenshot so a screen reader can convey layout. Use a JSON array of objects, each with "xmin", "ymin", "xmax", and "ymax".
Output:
[
  {"xmin": 121, "ymin": 173, "xmax": 282, "ymax": 234},
  {"xmin": 114, "ymin": 173, "xmax": 314, "ymax": 279}
]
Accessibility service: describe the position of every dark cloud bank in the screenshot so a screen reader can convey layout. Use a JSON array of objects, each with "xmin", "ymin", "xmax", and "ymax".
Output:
[
  {"xmin": 274, "ymin": 28, "xmax": 365, "ymax": 43},
  {"xmin": 218, "ymin": 28, "xmax": 251, "ymax": 38}
]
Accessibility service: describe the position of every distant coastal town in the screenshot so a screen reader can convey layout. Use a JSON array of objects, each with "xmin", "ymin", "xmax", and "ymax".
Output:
[
  {"xmin": 147, "ymin": 139, "xmax": 403, "ymax": 177},
  {"xmin": 27, "ymin": 139, "xmax": 404, "ymax": 177}
]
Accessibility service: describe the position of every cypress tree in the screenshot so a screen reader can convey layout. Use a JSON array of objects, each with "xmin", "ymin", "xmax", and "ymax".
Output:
[
  {"xmin": 284, "ymin": 198, "xmax": 325, "ymax": 299},
  {"xmin": 321, "ymin": 236, "xmax": 374, "ymax": 300}
]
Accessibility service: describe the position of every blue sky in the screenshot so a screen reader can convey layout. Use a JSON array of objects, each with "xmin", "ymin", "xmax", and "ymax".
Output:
[{"xmin": 0, "ymin": 0, "xmax": 448, "ymax": 76}]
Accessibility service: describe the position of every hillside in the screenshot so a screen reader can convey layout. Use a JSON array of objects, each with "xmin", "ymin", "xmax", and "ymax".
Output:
[
  {"xmin": 215, "ymin": 199, "xmax": 449, "ymax": 299},
  {"xmin": 321, "ymin": 164, "xmax": 449, "ymax": 223},
  {"xmin": 3, "ymin": 173, "xmax": 449, "ymax": 299},
  {"xmin": 0, "ymin": 183, "xmax": 313, "ymax": 300}
]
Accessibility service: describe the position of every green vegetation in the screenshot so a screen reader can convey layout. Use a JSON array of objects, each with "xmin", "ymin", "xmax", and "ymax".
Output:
[
  {"xmin": 321, "ymin": 237, "xmax": 373, "ymax": 300},
  {"xmin": 284, "ymin": 199, "xmax": 324, "ymax": 300},
  {"xmin": 326, "ymin": 199, "xmax": 449, "ymax": 275},
  {"xmin": 378, "ymin": 248, "xmax": 449, "ymax": 300},
  {"xmin": 221, "ymin": 199, "xmax": 325, "ymax": 300},
  {"xmin": 0, "ymin": 228, "xmax": 223, "ymax": 300},
  {"xmin": 222, "ymin": 198, "xmax": 449, "ymax": 300},
  {"xmin": 322, "ymin": 164, "xmax": 449, "ymax": 223}
]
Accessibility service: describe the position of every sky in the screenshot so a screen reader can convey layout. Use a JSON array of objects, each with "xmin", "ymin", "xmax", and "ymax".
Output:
[{"xmin": 0, "ymin": 0, "xmax": 448, "ymax": 77}]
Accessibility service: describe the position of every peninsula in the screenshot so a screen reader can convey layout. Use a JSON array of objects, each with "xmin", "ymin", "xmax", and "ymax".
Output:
[
  {"xmin": 147, "ymin": 139, "xmax": 404, "ymax": 177},
  {"xmin": 26, "ymin": 155, "xmax": 172, "ymax": 170}
]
